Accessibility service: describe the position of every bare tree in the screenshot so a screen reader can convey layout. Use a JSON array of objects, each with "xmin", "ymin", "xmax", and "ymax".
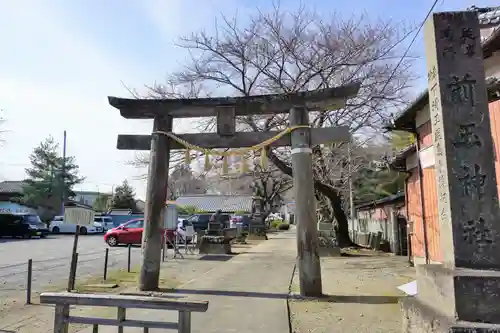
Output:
[
  {"xmin": 204, "ymin": 173, "xmax": 253, "ymax": 195},
  {"xmin": 251, "ymin": 163, "xmax": 292, "ymax": 220},
  {"xmin": 136, "ymin": 5, "xmax": 416, "ymax": 246},
  {"xmin": 167, "ymin": 164, "xmax": 207, "ymax": 199}
]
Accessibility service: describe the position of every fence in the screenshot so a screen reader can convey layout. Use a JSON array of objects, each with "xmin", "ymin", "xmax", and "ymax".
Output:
[
  {"xmin": 348, "ymin": 216, "xmax": 408, "ymax": 255},
  {"xmin": 349, "ymin": 218, "xmax": 393, "ymax": 242},
  {"xmin": 40, "ymin": 292, "xmax": 209, "ymax": 333},
  {"xmin": 0, "ymin": 245, "xmax": 141, "ymax": 304}
]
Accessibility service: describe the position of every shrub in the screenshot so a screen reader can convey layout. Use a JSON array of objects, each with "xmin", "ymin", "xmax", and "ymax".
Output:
[
  {"xmin": 270, "ymin": 220, "xmax": 282, "ymax": 229},
  {"xmin": 278, "ymin": 223, "xmax": 290, "ymax": 230}
]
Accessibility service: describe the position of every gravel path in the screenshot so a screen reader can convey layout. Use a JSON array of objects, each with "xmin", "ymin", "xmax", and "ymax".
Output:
[{"xmin": 289, "ymin": 251, "xmax": 415, "ymax": 333}]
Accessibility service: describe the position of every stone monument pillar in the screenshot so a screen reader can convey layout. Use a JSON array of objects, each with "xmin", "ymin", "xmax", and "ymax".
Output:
[{"xmin": 401, "ymin": 11, "xmax": 500, "ymax": 332}]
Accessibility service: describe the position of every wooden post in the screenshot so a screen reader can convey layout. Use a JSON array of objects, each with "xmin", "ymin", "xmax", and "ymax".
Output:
[
  {"xmin": 117, "ymin": 307, "xmax": 126, "ymax": 333},
  {"xmin": 178, "ymin": 311, "xmax": 191, "ymax": 333},
  {"xmin": 67, "ymin": 225, "xmax": 79, "ymax": 291},
  {"xmin": 390, "ymin": 208, "xmax": 400, "ymax": 255},
  {"xmin": 53, "ymin": 304, "xmax": 69, "ymax": 333},
  {"xmin": 289, "ymin": 107, "xmax": 322, "ymax": 297},
  {"xmin": 140, "ymin": 116, "xmax": 172, "ymax": 291}
]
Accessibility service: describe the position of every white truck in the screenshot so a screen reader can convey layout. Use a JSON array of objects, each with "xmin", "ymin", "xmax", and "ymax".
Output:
[{"xmin": 49, "ymin": 206, "xmax": 99, "ymax": 235}]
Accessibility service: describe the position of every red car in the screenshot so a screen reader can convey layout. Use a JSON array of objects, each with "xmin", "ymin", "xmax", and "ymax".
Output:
[{"xmin": 103, "ymin": 218, "xmax": 175, "ymax": 247}]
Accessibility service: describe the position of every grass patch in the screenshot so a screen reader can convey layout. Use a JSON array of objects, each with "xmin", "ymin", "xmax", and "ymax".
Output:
[{"xmin": 73, "ymin": 265, "xmax": 177, "ymax": 293}]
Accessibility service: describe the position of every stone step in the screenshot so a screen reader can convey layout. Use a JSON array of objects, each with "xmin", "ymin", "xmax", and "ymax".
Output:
[{"xmin": 415, "ymin": 264, "xmax": 500, "ymax": 324}]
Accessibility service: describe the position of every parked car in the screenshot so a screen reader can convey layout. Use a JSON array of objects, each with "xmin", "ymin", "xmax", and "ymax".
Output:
[
  {"xmin": 104, "ymin": 218, "xmax": 175, "ymax": 247},
  {"xmin": 49, "ymin": 215, "xmax": 99, "ymax": 235},
  {"xmin": 0, "ymin": 213, "xmax": 48, "ymax": 238},
  {"xmin": 93, "ymin": 216, "xmax": 114, "ymax": 232},
  {"xmin": 185, "ymin": 213, "xmax": 231, "ymax": 232},
  {"xmin": 230, "ymin": 215, "xmax": 253, "ymax": 230}
]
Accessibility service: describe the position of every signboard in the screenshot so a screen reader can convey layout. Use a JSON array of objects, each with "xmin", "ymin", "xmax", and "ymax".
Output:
[
  {"xmin": 163, "ymin": 204, "xmax": 178, "ymax": 230},
  {"xmin": 64, "ymin": 207, "xmax": 95, "ymax": 226}
]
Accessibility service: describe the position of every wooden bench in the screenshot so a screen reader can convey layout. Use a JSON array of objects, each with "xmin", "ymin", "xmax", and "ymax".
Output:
[{"xmin": 40, "ymin": 292, "xmax": 209, "ymax": 333}]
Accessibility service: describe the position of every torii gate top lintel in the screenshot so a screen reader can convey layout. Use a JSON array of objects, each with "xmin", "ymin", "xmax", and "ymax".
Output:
[{"xmin": 108, "ymin": 82, "xmax": 361, "ymax": 120}]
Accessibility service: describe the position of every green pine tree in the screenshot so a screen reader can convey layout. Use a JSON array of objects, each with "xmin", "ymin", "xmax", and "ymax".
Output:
[
  {"xmin": 93, "ymin": 194, "xmax": 111, "ymax": 212},
  {"xmin": 23, "ymin": 136, "xmax": 84, "ymax": 209},
  {"xmin": 111, "ymin": 180, "xmax": 138, "ymax": 212}
]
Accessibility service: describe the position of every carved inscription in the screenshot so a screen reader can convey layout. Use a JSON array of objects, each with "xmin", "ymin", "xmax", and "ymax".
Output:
[
  {"xmin": 460, "ymin": 27, "xmax": 476, "ymax": 57},
  {"xmin": 463, "ymin": 217, "xmax": 493, "ymax": 248},
  {"xmin": 441, "ymin": 25, "xmax": 456, "ymax": 58},
  {"xmin": 441, "ymin": 25, "xmax": 454, "ymax": 41},
  {"xmin": 428, "ymin": 65, "xmax": 437, "ymax": 84},
  {"xmin": 448, "ymin": 74, "xmax": 476, "ymax": 106},
  {"xmin": 452, "ymin": 123, "xmax": 481, "ymax": 148},
  {"xmin": 458, "ymin": 164, "xmax": 486, "ymax": 199}
]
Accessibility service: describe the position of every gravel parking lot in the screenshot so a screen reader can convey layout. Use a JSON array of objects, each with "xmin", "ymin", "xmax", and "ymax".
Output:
[{"xmin": 0, "ymin": 234, "xmax": 142, "ymax": 298}]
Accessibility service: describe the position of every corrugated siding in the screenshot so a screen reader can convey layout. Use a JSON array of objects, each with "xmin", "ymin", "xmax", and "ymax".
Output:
[
  {"xmin": 417, "ymin": 121, "xmax": 433, "ymax": 148},
  {"xmin": 422, "ymin": 167, "xmax": 441, "ymax": 262},
  {"xmin": 489, "ymin": 100, "xmax": 500, "ymax": 198},
  {"xmin": 405, "ymin": 166, "xmax": 441, "ymax": 262},
  {"xmin": 406, "ymin": 169, "xmax": 424, "ymax": 258},
  {"xmin": 405, "ymin": 101, "xmax": 500, "ymax": 264}
]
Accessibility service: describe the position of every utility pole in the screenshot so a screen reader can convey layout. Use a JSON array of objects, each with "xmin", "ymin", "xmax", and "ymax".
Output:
[
  {"xmin": 60, "ymin": 130, "xmax": 67, "ymax": 216},
  {"xmin": 289, "ymin": 107, "xmax": 322, "ymax": 297},
  {"xmin": 348, "ymin": 142, "xmax": 355, "ymax": 232}
]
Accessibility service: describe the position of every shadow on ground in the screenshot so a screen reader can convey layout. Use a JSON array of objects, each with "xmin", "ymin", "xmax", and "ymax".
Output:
[
  {"xmin": 290, "ymin": 294, "xmax": 400, "ymax": 304},
  {"xmin": 155, "ymin": 287, "xmax": 399, "ymax": 305},
  {"xmin": 198, "ymin": 255, "xmax": 235, "ymax": 262},
  {"xmin": 157, "ymin": 287, "xmax": 289, "ymax": 299}
]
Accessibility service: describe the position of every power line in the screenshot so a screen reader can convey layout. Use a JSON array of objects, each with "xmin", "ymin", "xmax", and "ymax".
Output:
[{"xmin": 379, "ymin": 0, "xmax": 440, "ymax": 97}]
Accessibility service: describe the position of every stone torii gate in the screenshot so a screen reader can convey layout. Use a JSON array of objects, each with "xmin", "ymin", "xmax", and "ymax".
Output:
[
  {"xmin": 401, "ymin": 11, "xmax": 500, "ymax": 332},
  {"xmin": 108, "ymin": 83, "xmax": 360, "ymax": 296}
]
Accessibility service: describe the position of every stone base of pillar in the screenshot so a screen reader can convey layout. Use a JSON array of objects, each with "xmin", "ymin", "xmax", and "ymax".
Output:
[
  {"xmin": 318, "ymin": 246, "xmax": 341, "ymax": 257},
  {"xmin": 401, "ymin": 297, "xmax": 500, "ymax": 332},
  {"xmin": 246, "ymin": 234, "xmax": 268, "ymax": 241},
  {"xmin": 401, "ymin": 264, "xmax": 500, "ymax": 332},
  {"xmin": 199, "ymin": 242, "xmax": 231, "ymax": 255}
]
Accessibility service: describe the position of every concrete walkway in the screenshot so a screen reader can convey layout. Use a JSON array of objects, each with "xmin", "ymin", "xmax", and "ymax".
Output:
[{"xmin": 81, "ymin": 230, "xmax": 296, "ymax": 333}]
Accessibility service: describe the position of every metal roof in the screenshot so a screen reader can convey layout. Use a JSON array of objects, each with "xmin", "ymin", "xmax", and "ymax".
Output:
[
  {"xmin": 356, "ymin": 192, "xmax": 405, "ymax": 210},
  {"xmin": 0, "ymin": 181, "xmax": 25, "ymax": 194},
  {"xmin": 477, "ymin": 6, "xmax": 500, "ymax": 25},
  {"xmin": 174, "ymin": 195, "xmax": 253, "ymax": 213}
]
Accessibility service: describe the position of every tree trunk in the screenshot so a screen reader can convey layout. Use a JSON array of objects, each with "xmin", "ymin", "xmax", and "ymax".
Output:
[
  {"xmin": 314, "ymin": 182, "xmax": 358, "ymax": 247},
  {"xmin": 268, "ymin": 151, "xmax": 358, "ymax": 247}
]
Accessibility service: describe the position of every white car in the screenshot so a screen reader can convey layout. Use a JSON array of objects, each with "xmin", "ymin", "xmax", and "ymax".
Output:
[
  {"xmin": 93, "ymin": 216, "xmax": 114, "ymax": 232},
  {"xmin": 49, "ymin": 216, "xmax": 100, "ymax": 235}
]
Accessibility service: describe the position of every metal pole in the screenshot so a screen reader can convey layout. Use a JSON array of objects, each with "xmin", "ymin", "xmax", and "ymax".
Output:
[
  {"xmin": 104, "ymin": 248, "xmax": 109, "ymax": 280},
  {"xmin": 127, "ymin": 244, "xmax": 132, "ymax": 273},
  {"xmin": 26, "ymin": 259, "xmax": 32, "ymax": 304},
  {"xmin": 60, "ymin": 130, "xmax": 67, "ymax": 216},
  {"xmin": 162, "ymin": 236, "xmax": 166, "ymax": 262},
  {"xmin": 289, "ymin": 107, "xmax": 322, "ymax": 297},
  {"xmin": 348, "ymin": 142, "xmax": 355, "ymax": 226}
]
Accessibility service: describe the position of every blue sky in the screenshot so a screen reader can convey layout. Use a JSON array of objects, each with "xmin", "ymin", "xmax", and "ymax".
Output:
[{"xmin": 1, "ymin": 0, "xmax": 498, "ymax": 199}]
